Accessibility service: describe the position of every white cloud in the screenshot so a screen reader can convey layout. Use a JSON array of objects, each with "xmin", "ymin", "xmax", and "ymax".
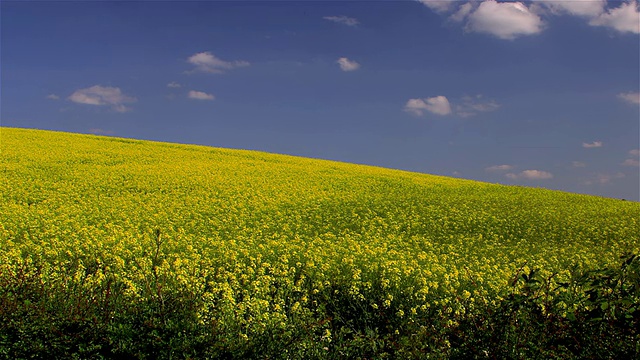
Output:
[
  {"xmin": 618, "ymin": 91, "xmax": 640, "ymax": 105},
  {"xmin": 520, "ymin": 170, "xmax": 554, "ymax": 180},
  {"xmin": 187, "ymin": 51, "xmax": 249, "ymax": 74},
  {"xmin": 46, "ymin": 94, "xmax": 60, "ymax": 100},
  {"xmin": 572, "ymin": 161, "xmax": 587, "ymax": 168},
  {"xmin": 68, "ymin": 85, "xmax": 136, "ymax": 112},
  {"xmin": 485, "ymin": 164, "xmax": 513, "ymax": 171},
  {"xmin": 450, "ymin": 2, "xmax": 474, "ymax": 22},
  {"xmin": 337, "ymin": 57, "xmax": 360, "ymax": 71},
  {"xmin": 456, "ymin": 95, "xmax": 500, "ymax": 117},
  {"xmin": 622, "ymin": 158, "xmax": 640, "ymax": 167},
  {"xmin": 466, "ymin": 1, "xmax": 544, "ymax": 40},
  {"xmin": 506, "ymin": 169, "xmax": 554, "ymax": 180},
  {"xmin": 323, "ymin": 15, "xmax": 359, "ymax": 26},
  {"xmin": 405, "ymin": 99, "xmax": 429, "ymax": 116},
  {"xmin": 423, "ymin": 0, "xmax": 639, "ymax": 39},
  {"xmin": 541, "ymin": 0, "xmax": 606, "ymax": 18},
  {"xmin": 188, "ymin": 90, "xmax": 215, "ymax": 100},
  {"xmin": 404, "ymin": 96, "xmax": 452, "ymax": 116},
  {"xmin": 590, "ymin": 1, "xmax": 640, "ymax": 34},
  {"xmin": 419, "ymin": 0, "xmax": 456, "ymax": 13},
  {"xmin": 582, "ymin": 141, "xmax": 603, "ymax": 148},
  {"xmin": 167, "ymin": 82, "xmax": 182, "ymax": 88},
  {"xmin": 630, "ymin": 149, "xmax": 640, "ymax": 157}
]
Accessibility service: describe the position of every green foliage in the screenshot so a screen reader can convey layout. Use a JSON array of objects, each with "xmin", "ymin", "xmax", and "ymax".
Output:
[
  {"xmin": 1, "ymin": 127, "xmax": 639, "ymax": 358},
  {"xmin": 2, "ymin": 255, "xmax": 637, "ymax": 359},
  {"xmin": 446, "ymin": 253, "xmax": 640, "ymax": 359}
]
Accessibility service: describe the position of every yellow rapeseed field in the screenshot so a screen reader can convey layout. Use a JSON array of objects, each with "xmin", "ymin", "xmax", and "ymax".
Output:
[{"xmin": 1, "ymin": 127, "xmax": 638, "ymax": 358}]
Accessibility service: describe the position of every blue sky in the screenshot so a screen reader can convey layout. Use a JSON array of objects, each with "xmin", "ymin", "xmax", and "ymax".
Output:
[{"xmin": 2, "ymin": 0, "xmax": 639, "ymax": 200}]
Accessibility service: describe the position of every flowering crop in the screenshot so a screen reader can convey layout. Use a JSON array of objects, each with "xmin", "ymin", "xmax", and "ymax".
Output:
[{"xmin": 1, "ymin": 127, "xmax": 638, "ymax": 358}]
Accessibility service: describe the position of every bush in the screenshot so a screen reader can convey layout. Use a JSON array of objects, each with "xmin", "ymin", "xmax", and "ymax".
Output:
[{"xmin": 1, "ymin": 253, "xmax": 638, "ymax": 359}]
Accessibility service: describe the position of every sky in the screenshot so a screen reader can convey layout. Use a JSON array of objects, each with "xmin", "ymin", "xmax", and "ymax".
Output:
[{"xmin": 2, "ymin": 0, "xmax": 639, "ymax": 201}]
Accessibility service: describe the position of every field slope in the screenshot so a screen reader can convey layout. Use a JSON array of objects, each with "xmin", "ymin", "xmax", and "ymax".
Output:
[{"xmin": 1, "ymin": 127, "xmax": 639, "ymax": 359}]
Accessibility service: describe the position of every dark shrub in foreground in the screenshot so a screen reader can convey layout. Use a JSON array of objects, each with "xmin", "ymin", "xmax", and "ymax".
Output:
[{"xmin": 1, "ymin": 254, "xmax": 638, "ymax": 359}]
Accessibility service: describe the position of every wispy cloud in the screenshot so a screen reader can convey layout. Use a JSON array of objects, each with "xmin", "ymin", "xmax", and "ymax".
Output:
[
  {"xmin": 622, "ymin": 158, "xmax": 640, "ymax": 167},
  {"xmin": 404, "ymin": 96, "xmax": 452, "ymax": 116},
  {"xmin": 405, "ymin": 94, "xmax": 498, "ymax": 117},
  {"xmin": 337, "ymin": 57, "xmax": 360, "ymax": 71},
  {"xmin": 68, "ymin": 85, "xmax": 136, "ymax": 113},
  {"xmin": 418, "ymin": 0, "xmax": 455, "ymax": 13},
  {"xmin": 456, "ymin": 94, "xmax": 500, "ymax": 117},
  {"xmin": 188, "ymin": 90, "xmax": 215, "ymax": 100},
  {"xmin": 590, "ymin": 1, "xmax": 640, "ymax": 34},
  {"xmin": 89, "ymin": 128, "xmax": 114, "ymax": 135},
  {"xmin": 583, "ymin": 141, "xmax": 603, "ymax": 148},
  {"xmin": 506, "ymin": 170, "xmax": 553, "ymax": 180},
  {"xmin": 46, "ymin": 94, "xmax": 60, "ymax": 100},
  {"xmin": 323, "ymin": 15, "xmax": 359, "ymax": 27},
  {"xmin": 572, "ymin": 161, "xmax": 587, "ymax": 168},
  {"xmin": 630, "ymin": 149, "xmax": 640, "ymax": 157},
  {"xmin": 187, "ymin": 51, "xmax": 249, "ymax": 74},
  {"xmin": 583, "ymin": 172, "xmax": 625, "ymax": 185},
  {"xmin": 618, "ymin": 91, "xmax": 640, "ymax": 105},
  {"xmin": 167, "ymin": 82, "xmax": 182, "ymax": 88},
  {"xmin": 542, "ymin": 0, "xmax": 606, "ymax": 18},
  {"xmin": 485, "ymin": 164, "xmax": 513, "ymax": 172},
  {"xmin": 449, "ymin": 2, "xmax": 474, "ymax": 22}
]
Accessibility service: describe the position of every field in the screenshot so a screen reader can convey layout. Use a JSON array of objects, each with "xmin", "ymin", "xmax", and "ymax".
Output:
[{"xmin": 1, "ymin": 127, "xmax": 639, "ymax": 359}]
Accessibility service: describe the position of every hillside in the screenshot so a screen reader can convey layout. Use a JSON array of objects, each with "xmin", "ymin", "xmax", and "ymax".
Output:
[{"xmin": 1, "ymin": 127, "xmax": 639, "ymax": 359}]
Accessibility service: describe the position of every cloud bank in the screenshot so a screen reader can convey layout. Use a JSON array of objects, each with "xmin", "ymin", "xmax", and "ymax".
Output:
[{"xmin": 420, "ymin": 0, "xmax": 640, "ymax": 39}]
